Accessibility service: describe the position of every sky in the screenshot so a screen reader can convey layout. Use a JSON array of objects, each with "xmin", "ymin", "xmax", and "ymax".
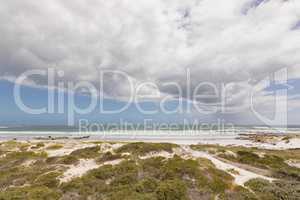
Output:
[{"xmin": 0, "ymin": 0, "xmax": 300, "ymax": 127}]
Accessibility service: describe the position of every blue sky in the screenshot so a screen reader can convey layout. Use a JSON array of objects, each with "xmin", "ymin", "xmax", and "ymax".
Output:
[
  {"xmin": 0, "ymin": 80, "xmax": 188, "ymax": 126},
  {"xmin": 1, "ymin": 78, "xmax": 300, "ymax": 126}
]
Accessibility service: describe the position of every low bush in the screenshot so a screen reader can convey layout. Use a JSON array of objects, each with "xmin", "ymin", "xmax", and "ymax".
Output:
[
  {"xmin": 245, "ymin": 178, "xmax": 300, "ymax": 200},
  {"xmin": 70, "ymin": 146, "xmax": 101, "ymax": 159},
  {"xmin": 0, "ymin": 186, "xmax": 61, "ymax": 200},
  {"xmin": 135, "ymin": 177, "xmax": 158, "ymax": 193},
  {"xmin": 219, "ymin": 186, "xmax": 257, "ymax": 200},
  {"xmin": 155, "ymin": 179, "xmax": 188, "ymax": 200},
  {"xmin": 160, "ymin": 155, "xmax": 199, "ymax": 180},
  {"xmin": 97, "ymin": 151, "xmax": 123, "ymax": 163},
  {"xmin": 46, "ymin": 155, "xmax": 79, "ymax": 165},
  {"xmin": 34, "ymin": 171, "xmax": 62, "ymax": 188},
  {"xmin": 46, "ymin": 144, "xmax": 64, "ymax": 150},
  {"xmin": 116, "ymin": 142, "xmax": 178, "ymax": 156},
  {"xmin": 31, "ymin": 142, "xmax": 45, "ymax": 149},
  {"xmin": 218, "ymin": 149, "xmax": 300, "ymax": 180}
]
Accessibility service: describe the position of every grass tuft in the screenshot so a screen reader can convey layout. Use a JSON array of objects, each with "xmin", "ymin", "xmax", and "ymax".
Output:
[{"xmin": 116, "ymin": 142, "xmax": 178, "ymax": 156}]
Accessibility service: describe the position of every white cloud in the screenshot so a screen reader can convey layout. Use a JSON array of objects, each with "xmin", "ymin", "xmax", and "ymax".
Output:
[{"xmin": 0, "ymin": 0, "xmax": 299, "ymax": 113}]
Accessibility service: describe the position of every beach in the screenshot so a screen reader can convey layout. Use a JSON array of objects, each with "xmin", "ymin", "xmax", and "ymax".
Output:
[{"xmin": 0, "ymin": 132, "xmax": 299, "ymax": 199}]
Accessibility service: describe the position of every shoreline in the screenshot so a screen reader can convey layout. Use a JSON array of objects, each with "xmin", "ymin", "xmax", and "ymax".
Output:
[{"xmin": 1, "ymin": 132, "xmax": 299, "ymax": 150}]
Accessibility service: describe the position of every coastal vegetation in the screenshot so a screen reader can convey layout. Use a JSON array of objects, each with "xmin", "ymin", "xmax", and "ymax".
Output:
[
  {"xmin": 0, "ymin": 140, "xmax": 299, "ymax": 200},
  {"xmin": 115, "ymin": 142, "xmax": 179, "ymax": 156},
  {"xmin": 191, "ymin": 144, "xmax": 300, "ymax": 181},
  {"xmin": 70, "ymin": 146, "xmax": 101, "ymax": 159},
  {"xmin": 46, "ymin": 144, "xmax": 64, "ymax": 150}
]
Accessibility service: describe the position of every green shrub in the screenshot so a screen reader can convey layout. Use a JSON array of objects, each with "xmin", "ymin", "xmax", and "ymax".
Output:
[
  {"xmin": 116, "ymin": 142, "xmax": 178, "ymax": 156},
  {"xmin": 110, "ymin": 173, "xmax": 138, "ymax": 187},
  {"xmin": 161, "ymin": 156, "xmax": 199, "ymax": 180},
  {"xmin": 46, "ymin": 144, "xmax": 64, "ymax": 150},
  {"xmin": 108, "ymin": 190, "xmax": 156, "ymax": 200},
  {"xmin": 245, "ymin": 178, "xmax": 300, "ymax": 200},
  {"xmin": 4, "ymin": 151, "xmax": 47, "ymax": 161},
  {"xmin": 135, "ymin": 178, "xmax": 158, "ymax": 193},
  {"xmin": 0, "ymin": 186, "xmax": 61, "ymax": 200},
  {"xmin": 114, "ymin": 160, "xmax": 139, "ymax": 175},
  {"xmin": 59, "ymin": 155, "xmax": 79, "ymax": 165},
  {"xmin": 60, "ymin": 161, "xmax": 140, "ymax": 198},
  {"xmin": 155, "ymin": 179, "xmax": 187, "ymax": 200},
  {"xmin": 46, "ymin": 155, "xmax": 79, "ymax": 165},
  {"xmin": 31, "ymin": 143, "xmax": 45, "ymax": 149},
  {"xmin": 219, "ymin": 186, "xmax": 258, "ymax": 200},
  {"xmin": 218, "ymin": 149, "xmax": 300, "ymax": 180},
  {"xmin": 140, "ymin": 157, "xmax": 165, "ymax": 178},
  {"xmin": 236, "ymin": 151, "xmax": 260, "ymax": 165},
  {"xmin": 272, "ymin": 167, "xmax": 300, "ymax": 181},
  {"xmin": 0, "ymin": 141, "xmax": 29, "ymax": 152},
  {"xmin": 70, "ymin": 146, "xmax": 100, "ymax": 159},
  {"xmin": 34, "ymin": 171, "xmax": 62, "ymax": 188},
  {"xmin": 88, "ymin": 164, "xmax": 114, "ymax": 180},
  {"xmin": 0, "ymin": 156, "xmax": 52, "ymax": 189},
  {"xmin": 98, "ymin": 151, "xmax": 123, "ymax": 163},
  {"xmin": 60, "ymin": 176, "xmax": 107, "ymax": 198}
]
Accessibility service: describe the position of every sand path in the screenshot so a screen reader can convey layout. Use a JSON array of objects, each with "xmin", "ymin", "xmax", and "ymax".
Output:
[{"xmin": 182, "ymin": 146, "xmax": 274, "ymax": 185}]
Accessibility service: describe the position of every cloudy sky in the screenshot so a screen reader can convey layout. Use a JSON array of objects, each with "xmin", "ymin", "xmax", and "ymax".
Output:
[{"xmin": 0, "ymin": 0, "xmax": 300, "ymax": 126}]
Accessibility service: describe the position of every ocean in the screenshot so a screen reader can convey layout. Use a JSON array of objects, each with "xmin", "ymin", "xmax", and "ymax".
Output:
[{"xmin": 0, "ymin": 125, "xmax": 299, "ymax": 144}]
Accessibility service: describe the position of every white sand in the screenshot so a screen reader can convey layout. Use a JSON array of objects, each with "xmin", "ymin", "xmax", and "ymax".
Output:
[
  {"xmin": 286, "ymin": 160, "xmax": 300, "ymax": 168},
  {"xmin": 100, "ymin": 143, "xmax": 124, "ymax": 153},
  {"xmin": 45, "ymin": 143, "xmax": 97, "ymax": 157},
  {"xmin": 22, "ymin": 159, "xmax": 36, "ymax": 167},
  {"xmin": 60, "ymin": 158, "xmax": 124, "ymax": 183},
  {"xmin": 139, "ymin": 151, "xmax": 174, "ymax": 160},
  {"xmin": 60, "ymin": 159, "xmax": 99, "ymax": 183},
  {"xmin": 182, "ymin": 146, "xmax": 274, "ymax": 185},
  {"xmin": 103, "ymin": 158, "xmax": 124, "ymax": 166},
  {"xmin": 257, "ymin": 138, "xmax": 300, "ymax": 150},
  {"xmin": 197, "ymin": 138, "xmax": 300, "ymax": 150},
  {"xmin": 91, "ymin": 136, "xmax": 300, "ymax": 150}
]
